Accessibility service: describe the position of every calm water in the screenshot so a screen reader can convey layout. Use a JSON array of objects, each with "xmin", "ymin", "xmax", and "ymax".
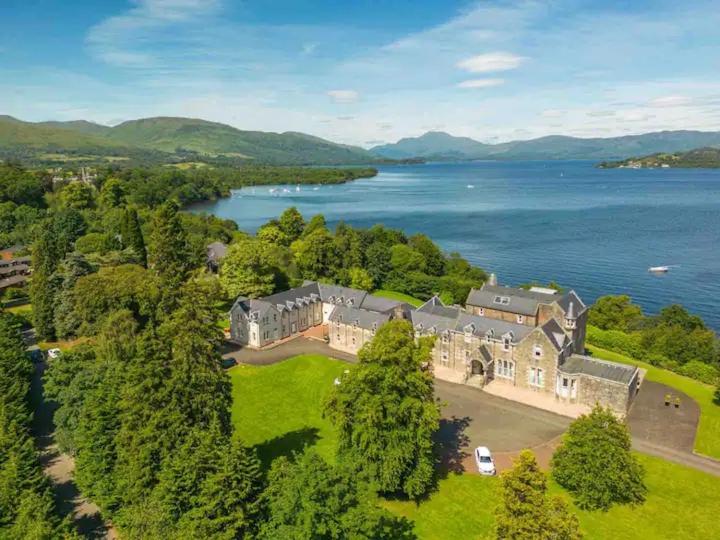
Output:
[{"xmin": 191, "ymin": 161, "xmax": 720, "ymax": 328}]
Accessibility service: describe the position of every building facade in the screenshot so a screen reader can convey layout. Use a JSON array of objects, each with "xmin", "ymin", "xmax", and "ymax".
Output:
[{"xmin": 229, "ymin": 275, "xmax": 639, "ymax": 414}]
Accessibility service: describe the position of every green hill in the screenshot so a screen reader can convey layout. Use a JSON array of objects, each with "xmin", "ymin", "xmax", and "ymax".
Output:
[
  {"xmin": 598, "ymin": 147, "xmax": 720, "ymax": 169},
  {"xmin": 0, "ymin": 115, "xmax": 380, "ymax": 166}
]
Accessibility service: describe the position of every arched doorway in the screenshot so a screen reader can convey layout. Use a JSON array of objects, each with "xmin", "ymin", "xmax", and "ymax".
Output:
[{"xmin": 471, "ymin": 360, "xmax": 484, "ymax": 376}]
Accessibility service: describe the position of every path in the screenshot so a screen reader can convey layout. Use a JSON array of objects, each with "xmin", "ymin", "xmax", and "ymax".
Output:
[
  {"xmin": 224, "ymin": 337, "xmax": 720, "ymax": 477},
  {"xmin": 29, "ymin": 349, "xmax": 116, "ymax": 538}
]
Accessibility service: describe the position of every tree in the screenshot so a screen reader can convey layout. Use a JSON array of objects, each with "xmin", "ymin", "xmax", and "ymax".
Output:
[
  {"xmin": 588, "ymin": 295, "xmax": 644, "ymax": 332},
  {"xmin": 257, "ymin": 221, "xmax": 289, "ymax": 246},
  {"xmin": 302, "ymin": 214, "xmax": 327, "ymax": 237},
  {"xmin": 59, "ymin": 181, "xmax": 95, "ymax": 210},
  {"xmin": 30, "ymin": 221, "xmax": 61, "ymax": 340},
  {"xmin": 120, "ymin": 207, "xmax": 147, "ymax": 267},
  {"xmin": 325, "ymin": 320, "xmax": 440, "ymax": 499},
  {"xmin": 332, "ymin": 222, "xmax": 363, "ymax": 273},
  {"xmin": 278, "ymin": 207, "xmax": 305, "ymax": 242},
  {"xmin": 220, "ymin": 238, "xmax": 277, "ymax": 298},
  {"xmin": 349, "ymin": 267, "xmax": 374, "ymax": 291},
  {"xmin": 365, "ymin": 242, "xmax": 392, "ymax": 288},
  {"xmin": 292, "ymin": 228, "xmax": 334, "ymax": 280},
  {"xmin": 390, "ymin": 244, "xmax": 426, "ymax": 274},
  {"xmin": 259, "ymin": 452, "xmax": 414, "ymax": 540},
  {"xmin": 551, "ymin": 405, "xmax": 646, "ymax": 510},
  {"xmin": 408, "ymin": 234, "xmax": 445, "ymax": 276},
  {"xmin": 495, "ymin": 450, "xmax": 582, "ymax": 540},
  {"xmin": 99, "ymin": 178, "xmax": 126, "ymax": 208},
  {"xmin": 148, "ymin": 201, "xmax": 192, "ymax": 303}
]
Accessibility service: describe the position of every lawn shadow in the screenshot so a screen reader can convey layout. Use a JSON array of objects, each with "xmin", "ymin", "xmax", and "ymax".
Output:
[
  {"xmin": 435, "ymin": 415, "xmax": 472, "ymax": 478},
  {"xmin": 253, "ymin": 426, "xmax": 321, "ymax": 470}
]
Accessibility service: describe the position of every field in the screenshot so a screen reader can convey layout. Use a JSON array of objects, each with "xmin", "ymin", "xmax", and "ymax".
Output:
[
  {"xmin": 229, "ymin": 354, "xmax": 720, "ymax": 539},
  {"xmin": 372, "ymin": 289, "xmax": 424, "ymax": 307},
  {"xmin": 588, "ymin": 344, "xmax": 720, "ymax": 459}
]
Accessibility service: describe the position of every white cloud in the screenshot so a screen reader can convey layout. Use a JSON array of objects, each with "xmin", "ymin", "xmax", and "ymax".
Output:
[
  {"xmin": 327, "ymin": 89, "xmax": 359, "ymax": 103},
  {"xmin": 540, "ymin": 109, "xmax": 565, "ymax": 118},
  {"xmin": 457, "ymin": 52, "xmax": 525, "ymax": 73},
  {"xmin": 457, "ymin": 78, "xmax": 504, "ymax": 89},
  {"xmin": 648, "ymin": 95, "xmax": 693, "ymax": 107}
]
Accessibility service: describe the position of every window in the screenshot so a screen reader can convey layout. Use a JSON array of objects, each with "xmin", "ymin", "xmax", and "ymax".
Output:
[
  {"xmin": 336, "ymin": 333, "xmax": 340, "ymax": 341},
  {"xmin": 442, "ymin": 333, "xmax": 449, "ymax": 344},
  {"xmin": 496, "ymin": 360, "xmax": 515, "ymax": 379},
  {"xmin": 352, "ymin": 337, "xmax": 356, "ymax": 345},
  {"xmin": 441, "ymin": 351, "xmax": 449, "ymax": 364},
  {"xmin": 478, "ymin": 307, "xmax": 485, "ymax": 316},
  {"xmin": 493, "ymin": 296, "xmax": 510, "ymax": 306},
  {"xmin": 533, "ymin": 345, "xmax": 543, "ymax": 358},
  {"xmin": 528, "ymin": 367, "xmax": 544, "ymax": 387},
  {"xmin": 503, "ymin": 337, "xmax": 511, "ymax": 351},
  {"xmin": 274, "ymin": 314, "xmax": 277, "ymax": 322},
  {"xmin": 516, "ymin": 314, "xmax": 524, "ymax": 324}
]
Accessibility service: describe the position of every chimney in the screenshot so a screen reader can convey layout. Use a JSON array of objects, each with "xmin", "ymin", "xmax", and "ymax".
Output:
[{"xmin": 488, "ymin": 273, "xmax": 497, "ymax": 286}]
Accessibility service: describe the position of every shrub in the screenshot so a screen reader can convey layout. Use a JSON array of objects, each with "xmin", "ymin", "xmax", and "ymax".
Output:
[
  {"xmin": 677, "ymin": 360, "xmax": 720, "ymax": 386},
  {"xmin": 586, "ymin": 325, "xmax": 645, "ymax": 359}
]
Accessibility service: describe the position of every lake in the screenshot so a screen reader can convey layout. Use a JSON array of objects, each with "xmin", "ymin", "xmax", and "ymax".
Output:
[{"xmin": 191, "ymin": 161, "xmax": 720, "ymax": 329}]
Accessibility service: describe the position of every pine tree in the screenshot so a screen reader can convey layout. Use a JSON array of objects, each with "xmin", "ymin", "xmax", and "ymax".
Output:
[
  {"xmin": 30, "ymin": 221, "xmax": 60, "ymax": 340},
  {"xmin": 325, "ymin": 319, "xmax": 440, "ymax": 499},
  {"xmin": 148, "ymin": 201, "xmax": 191, "ymax": 299},
  {"xmin": 120, "ymin": 207, "xmax": 147, "ymax": 267},
  {"xmin": 495, "ymin": 450, "xmax": 581, "ymax": 540}
]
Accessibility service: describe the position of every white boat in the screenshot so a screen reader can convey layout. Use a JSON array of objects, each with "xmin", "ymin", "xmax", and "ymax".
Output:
[
  {"xmin": 648, "ymin": 266, "xmax": 670, "ymax": 273},
  {"xmin": 313, "ymin": 187, "xmax": 320, "ymax": 191},
  {"xmin": 467, "ymin": 184, "xmax": 475, "ymax": 189},
  {"xmin": 268, "ymin": 188, "xmax": 276, "ymax": 194},
  {"xmin": 296, "ymin": 185, "xmax": 300, "ymax": 192},
  {"xmin": 282, "ymin": 188, "xmax": 290, "ymax": 193}
]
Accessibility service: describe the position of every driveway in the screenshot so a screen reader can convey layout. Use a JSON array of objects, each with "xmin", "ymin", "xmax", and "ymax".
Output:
[{"xmin": 224, "ymin": 337, "xmax": 720, "ymax": 477}]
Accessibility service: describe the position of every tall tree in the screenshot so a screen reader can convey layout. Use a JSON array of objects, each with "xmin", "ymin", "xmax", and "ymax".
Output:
[
  {"xmin": 588, "ymin": 295, "xmax": 644, "ymax": 331},
  {"xmin": 278, "ymin": 206, "xmax": 305, "ymax": 242},
  {"xmin": 120, "ymin": 207, "xmax": 148, "ymax": 267},
  {"xmin": 148, "ymin": 201, "xmax": 192, "ymax": 307},
  {"xmin": 291, "ymin": 228, "xmax": 334, "ymax": 281},
  {"xmin": 30, "ymin": 221, "xmax": 60, "ymax": 340},
  {"xmin": 409, "ymin": 234, "xmax": 445, "ymax": 276},
  {"xmin": 325, "ymin": 320, "xmax": 440, "ymax": 499},
  {"xmin": 552, "ymin": 405, "xmax": 646, "ymax": 511},
  {"xmin": 496, "ymin": 450, "xmax": 582, "ymax": 540},
  {"xmin": 365, "ymin": 242, "xmax": 392, "ymax": 288},
  {"xmin": 220, "ymin": 238, "xmax": 277, "ymax": 299},
  {"xmin": 259, "ymin": 452, "xmax": 414, "ymax": 540}
]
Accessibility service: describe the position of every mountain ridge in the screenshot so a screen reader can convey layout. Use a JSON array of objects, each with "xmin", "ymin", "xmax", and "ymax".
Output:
[{"xmin": 371, "ymin": 129, "xmax": 720, "ymax": 161}]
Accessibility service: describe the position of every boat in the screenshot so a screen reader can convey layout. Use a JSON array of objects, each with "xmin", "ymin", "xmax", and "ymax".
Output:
[
  {"xmin": 467, "ymin": 184, "xmax": 475, "ymax": 189},
  {"xmin": 648, "ymin": 266, "xmax": 670, "ymax": 273},
  {"xmin": 296, "ymin": 185, "xmax": 300, "ymax": 192},
  {"xmin": 268, "ymin": 188, "xmax": 276, "ymax": 194},
  {"xmin": 282, "ymin": 188, "xmax": 290, "ymax": 193},
  {"xmin": 313, "ymin": 187, "xmax": 320, "ymax": 191}
]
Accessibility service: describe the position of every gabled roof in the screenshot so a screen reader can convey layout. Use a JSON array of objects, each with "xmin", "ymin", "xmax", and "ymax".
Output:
[
  {"xmin": 559, "ymin": 354, "xmax": 638, "ymax": 385},
  {"xmin": 317, "ymin": 283, "xmax": 368, "ymax": 306},
  {"xmin": 538, "ymin": 318, "xmax": 570, "ymax": 351},
  {"xmin": 466, "ymin": 284, "xmax": 586, "ymax": 317},
  {"xmin": 328, "ymin": 305, "xmax": 390, "ymax": 330},
  {"xmin": 359, "ymin": 294, "xmax": 407, "ymax": 313}
]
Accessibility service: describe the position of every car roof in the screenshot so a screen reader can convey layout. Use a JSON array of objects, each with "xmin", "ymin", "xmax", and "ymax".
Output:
[{"xmin": 475, "ymin": 446, "xmax": 491, "ymax": 456}]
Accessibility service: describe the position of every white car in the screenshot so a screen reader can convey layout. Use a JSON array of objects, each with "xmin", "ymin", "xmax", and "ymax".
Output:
[
  {"xmin": 474, "ymin": 446, "xmax": 496, "ymax": 475},
  {"xmin": 47, "ymin": 348, "xmax": 62, "ymax": 360}
]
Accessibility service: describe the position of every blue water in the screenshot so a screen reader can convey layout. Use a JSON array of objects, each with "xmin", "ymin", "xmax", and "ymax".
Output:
[{"xmin": 191, "ymin": 161, "xmax": 720, "ymax": 328}]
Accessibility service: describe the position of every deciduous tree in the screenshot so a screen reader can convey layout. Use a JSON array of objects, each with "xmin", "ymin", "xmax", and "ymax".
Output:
[{"xmin": 220, "ymin": 238, "xmax": 277, "ymax": 298}]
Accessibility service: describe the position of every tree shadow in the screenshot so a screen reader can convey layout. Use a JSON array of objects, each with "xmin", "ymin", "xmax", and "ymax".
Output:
[
  {"xmin": 253, "ymin": 427, "xmax": 321, "ymax": 470},
  {"xmin": 435, "ymin": 415, "xmax": 472, "ymax": 479}
]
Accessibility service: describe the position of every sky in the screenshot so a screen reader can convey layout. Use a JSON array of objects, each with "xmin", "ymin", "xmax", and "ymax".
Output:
[{"xmin": 2, "ymin": 0, "xmax": 720, "ymax": 147}]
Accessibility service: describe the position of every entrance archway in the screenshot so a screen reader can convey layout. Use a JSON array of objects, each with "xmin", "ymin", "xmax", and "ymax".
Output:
[{"xmin": 471, "ymin": 360, "xmax": 484, "ymax": 376}]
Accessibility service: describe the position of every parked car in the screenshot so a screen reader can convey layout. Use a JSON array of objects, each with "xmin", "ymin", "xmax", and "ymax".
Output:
[
  {"xmin": 47, "ymin": 348, "xmax": 62, "ymax": 360},
  {"xmin": 221, "ymin": 357, "xmax": 237, "ymax": 369},
  {"xmin": 474, "ymin": 446, "xmax": 496, "ymax": 475}
]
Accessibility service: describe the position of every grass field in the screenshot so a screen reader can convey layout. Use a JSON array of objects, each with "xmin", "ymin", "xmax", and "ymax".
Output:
[
  {"xmin": 372, "ymin": 289, "xmax": 424, "ymax": 307},
  {"xmin": 229, "ymin": 354, "xmax": 720, "ymax": 539},
  {"xmin": 588, "ymin": 344, "xmax": 720, "ymax": 459}
]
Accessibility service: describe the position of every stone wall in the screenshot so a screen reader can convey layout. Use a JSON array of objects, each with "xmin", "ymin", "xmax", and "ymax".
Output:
[
  {"xmin": 467, "ymin": 305, "xmax": 536, "ymax": 327},
  {"xmin": 329, "ymin": 321, "xmax": 375, "ymax": 354},
  {"xmin": 506, "ymin": 328, "xmax": 562, "ymax": 396},
  {"xmin": 574, "ymin": 374, "xmax": 634, "ymax": 414}
]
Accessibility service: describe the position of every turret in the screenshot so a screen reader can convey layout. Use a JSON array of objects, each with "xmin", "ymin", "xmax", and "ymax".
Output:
[{"xmin": 564, "ymin": 301, "xmax": 577, "ymax": 330}]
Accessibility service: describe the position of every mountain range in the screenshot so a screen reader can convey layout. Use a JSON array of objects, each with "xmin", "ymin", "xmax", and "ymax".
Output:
[
  {"xmin": 3, "ymin": 113, "xmax": 720, "ymax": 166},
  {"xmin": 0, "ymin": 115, "xmax": 379, "ymax": 166},
  {"xmin": 370, "ymin": 130, "xmax": 720, "ymax": 161}
]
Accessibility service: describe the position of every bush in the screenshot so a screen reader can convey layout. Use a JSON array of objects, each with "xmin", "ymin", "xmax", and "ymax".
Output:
[
  {"xmin": 586, "ymin": 325, "xmax": 645, "ymax": 359},
  {"xmin": 677, "ymin": 360, "xmax": 720, "ymax": 386}
]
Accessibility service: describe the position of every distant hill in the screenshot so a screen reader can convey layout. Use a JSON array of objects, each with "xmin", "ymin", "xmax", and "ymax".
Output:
[
  {"xmin": 598, "ymin": 147, "xmax": 720, "ymax": 169},
  {"xmin": 371, "ymin": 130, "xmax": 720, "ymax": 161},
  {"xmin": 0, "ymin": 115, "xmax": 381, "ymax": 166}
]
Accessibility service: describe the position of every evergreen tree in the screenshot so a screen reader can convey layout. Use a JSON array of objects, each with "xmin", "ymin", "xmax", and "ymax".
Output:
[
  {"xmin": 148, "ymin": 201, "xmax": 192, "ymax": 293},
  {"xmin": 365, "ymin": 242, "xmax": 392, "ymax": 288},
  {"xmin": 495, "ymin": 450, "xmax": 581, "ymax": 540},
  {"xmin": 325, "ymin": 320, "xmax": 440, "ymax": 499},
  {"xmin": 120, "ymin": 207, "xmax": 148, "ymax": 267},
  {"xmin": 551, "ymin": 405, "xmax": 646, "ymax": 510},
  {"xmin": 259, "ymin": 452, "xmax": 414, "ymax": 540},
  {"xmin": 30, "ymin": 221, "xmax": 60, "ymax": 340}
]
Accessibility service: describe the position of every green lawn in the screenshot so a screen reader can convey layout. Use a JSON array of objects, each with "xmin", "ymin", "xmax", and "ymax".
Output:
[
  {"xmin": 588, "ymin": 344, "xmax": 720, "ymax": 459},
  {"xmin": 230, "ymin": 354, "xmax": 720, "ymax": 540},
  {"xmin": 372, "ymin": 289, "xmax": 424, "ymax": 307}
]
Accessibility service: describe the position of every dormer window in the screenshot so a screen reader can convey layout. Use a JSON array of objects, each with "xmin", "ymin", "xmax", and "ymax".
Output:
[
  {"xmin": 502, "ymin": 335, "xmax": 512, "ymax": 351},
  {"xmin": 565, "ymin": 318, "xmax": 576, "ymax": 329},
  {"xmin": 347, "ymin": 298, "xmax": 355, "ymax": 306}
]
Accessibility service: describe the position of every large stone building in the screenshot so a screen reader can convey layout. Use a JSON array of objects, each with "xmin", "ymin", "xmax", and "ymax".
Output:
[{"xmin": 229, "ymin": 275, "xmax": 639, "ymax": 414}]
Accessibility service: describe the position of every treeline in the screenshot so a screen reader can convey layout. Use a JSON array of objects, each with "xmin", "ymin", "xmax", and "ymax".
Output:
[
  {"xmin": 588, "ymin": 295, "xmax": 720, "ymax": 384},
  {"xmin": 0, "ymin": 314, "xmax": 73, "ymax": 537},
  {"xmin": 219, "ymin": 207, "xmax": 487, "ymax": 303}
]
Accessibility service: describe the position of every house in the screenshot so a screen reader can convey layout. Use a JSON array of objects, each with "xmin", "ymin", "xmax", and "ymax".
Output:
[
  {"xmin": 229, "ymin": 275, "xmax": 639, "ymax": 415},
  {"xmin": 0, "ymin": 256, "xmax": 31, "ymax": 292},
  {"xmin": 229, "ymin": 281, "xmax": 412, "ymax": 348},
  {"xmin": 206, "ymin": 242, "xmax": 228, "ymax": 272}
]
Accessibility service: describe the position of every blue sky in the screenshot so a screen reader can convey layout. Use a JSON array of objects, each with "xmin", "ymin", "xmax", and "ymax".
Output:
[{"xmin": 2, "ymin": 0, "xmax": 720, "ymax": 147}]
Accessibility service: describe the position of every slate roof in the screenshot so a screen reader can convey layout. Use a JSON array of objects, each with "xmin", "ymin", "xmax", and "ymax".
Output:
[
  {"xmin": 329, "ymin": 305, "xmax": 390, "ymax": 330},
  {"xmin": 559, "ymin": 354, "xmax": 638, "ymax": 385},
  {"xmin": 466, "ymin": 284, "xmax": 586, "ymax": 317},
  {"xmin": 317, "ymin": 283, "xmax": 367, "ymax": 307},
  {"xmin": 540, "ymin": 318, "xmax": 571, "ymax": 350},
  {"xmin": 412, "ymin": 296, "xmax": 535, "ymax": 343},
  {"xmin": 358, "ymin": 294, "xmax": 405, "ymax": 313}
]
